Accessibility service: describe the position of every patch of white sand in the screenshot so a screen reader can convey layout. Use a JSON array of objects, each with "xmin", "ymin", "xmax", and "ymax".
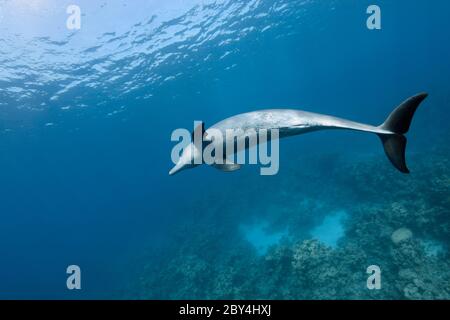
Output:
[
  {"xmin": 310, "ymin": 210, "xmax": 348, "ymax": 248},
  {"xmin": 240, "ymin": 222, "xmax": 288, "ymax": 255}
]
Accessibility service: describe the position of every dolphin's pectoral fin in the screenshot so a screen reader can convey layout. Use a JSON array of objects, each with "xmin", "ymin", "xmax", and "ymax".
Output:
[{"xmin": 213, "ymin": 160, "xmax": 241, "ymax": 172}]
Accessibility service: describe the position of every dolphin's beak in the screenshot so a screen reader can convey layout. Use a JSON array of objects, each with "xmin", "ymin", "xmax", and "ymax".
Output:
[{"xmin": 169, "ymin": 162, "xmax": 184, "ymax": 176}]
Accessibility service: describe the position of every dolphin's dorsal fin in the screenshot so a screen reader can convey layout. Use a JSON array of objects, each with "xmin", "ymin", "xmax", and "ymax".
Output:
[
  {"xmin": 191, "ymin": 122, "xmax": 206, "ymax": 140},
  {"xmin": 191, "ymin": 121, "xmax": 212, "ymax": 151},
  {"xmin": 213, "ymin": 159, "xmax": 241, "ymax": 172}
]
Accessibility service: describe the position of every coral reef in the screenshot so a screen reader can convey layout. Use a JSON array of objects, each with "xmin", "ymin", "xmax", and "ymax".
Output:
[{"xmin": 130, "ymin": 150, "xmax": 450, "ymax": 299}]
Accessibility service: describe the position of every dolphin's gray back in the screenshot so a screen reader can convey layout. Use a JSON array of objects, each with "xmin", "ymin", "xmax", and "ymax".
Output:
[{"xmin": 209, "ymin": 109, "xmax": 393, "ymax": 137}]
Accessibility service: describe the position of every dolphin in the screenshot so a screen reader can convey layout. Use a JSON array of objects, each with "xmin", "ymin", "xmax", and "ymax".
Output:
[{"xmin": 169, "ymin": 93, "xmax": 427, "ymax": 175}]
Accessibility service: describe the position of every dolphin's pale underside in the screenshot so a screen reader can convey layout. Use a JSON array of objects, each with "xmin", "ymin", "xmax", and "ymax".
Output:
[{"xmin": 169, "ymin": 93, "xmax": 428, "ymax": 175}]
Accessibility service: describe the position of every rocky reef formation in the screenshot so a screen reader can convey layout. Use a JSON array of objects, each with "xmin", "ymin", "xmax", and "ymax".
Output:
[{"xmin": 130, "ymin": 149, "xmax": 450, "ymax": 299}]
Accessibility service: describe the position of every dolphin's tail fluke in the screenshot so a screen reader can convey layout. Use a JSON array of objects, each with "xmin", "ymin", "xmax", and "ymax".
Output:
[{"xmin": 377, "ymin": 93, "xmax": 428, "ymax": 173}]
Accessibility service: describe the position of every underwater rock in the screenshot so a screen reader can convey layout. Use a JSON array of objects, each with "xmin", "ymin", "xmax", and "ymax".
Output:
[{"xmin": 391, "ymin": 228, "xmax": 413, "ymax": 244}]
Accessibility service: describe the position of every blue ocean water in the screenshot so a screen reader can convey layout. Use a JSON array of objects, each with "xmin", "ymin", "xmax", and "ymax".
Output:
[{"xmin": 0, "ymin": 0, "xmax": 449, "ymax": 299}]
